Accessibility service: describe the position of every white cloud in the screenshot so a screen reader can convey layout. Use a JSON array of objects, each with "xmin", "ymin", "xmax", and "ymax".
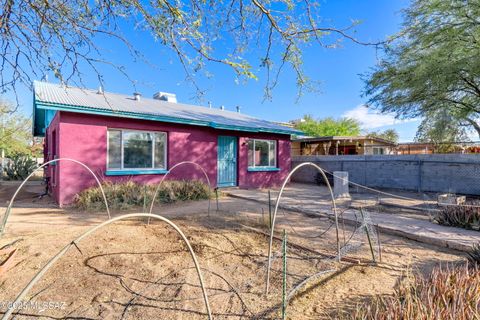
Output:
[{"xmin": 343, "ymin": 105, "xmax": 416, "ymax": 129}]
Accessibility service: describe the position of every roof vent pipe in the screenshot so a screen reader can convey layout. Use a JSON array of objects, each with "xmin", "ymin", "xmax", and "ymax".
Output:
[
  {"xmin": 208, "ymin": 101, "xmax": 212, "ymax": 108},
  {"xmin": 220, "ymin": 105, "xmax": 225, "ymax": 111},
  {"xmin": 97, "ymin": 86, "xmax": 104, "ymax": 94},
  {"xmin": 133, "ymin": 92, "xmax": 141, "ymax": 101},
  {"xmin": 236, "ymin": 105, "xmax": 241, "ymax": 113}
]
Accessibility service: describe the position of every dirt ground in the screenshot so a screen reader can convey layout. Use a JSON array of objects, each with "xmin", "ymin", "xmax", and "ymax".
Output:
[{"xmin": 0, "ymin": 184, "xmax": 465, "ymax": 319}]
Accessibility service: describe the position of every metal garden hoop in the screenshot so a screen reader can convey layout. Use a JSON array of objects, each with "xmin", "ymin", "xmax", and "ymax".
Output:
[
  {"xmin": 2, "ymin": 213, "xmax": 212, "ymax": 320},
  {"xmin": 0, "ymin": 158, "xmax": 110, "ymax": 236},
  {"xmin": 265, "ymin": 162, "xmax": 340, "ymax": 294},
  {"xmin": 147, "ymin": 161, "xmax": 212, "ymax": 223}
]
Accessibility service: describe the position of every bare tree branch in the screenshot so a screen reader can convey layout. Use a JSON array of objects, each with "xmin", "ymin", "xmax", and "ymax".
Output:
[{"xmin": 0, "ymin": 0, "xmax": 385, "ymax": 106}]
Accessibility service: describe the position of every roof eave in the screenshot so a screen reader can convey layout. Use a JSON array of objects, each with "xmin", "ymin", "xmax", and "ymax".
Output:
[
  {"xmin": 34, "ymin": 100, "xmax": 300, "ymax": 136},
  {"xmin": 292, "ymin": 136, "xmax": 396, "ymax": 145}
]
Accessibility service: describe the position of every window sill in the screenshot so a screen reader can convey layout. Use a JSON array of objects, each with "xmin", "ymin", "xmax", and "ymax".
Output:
[
  {"xmin": 106, "ymin": 169, "xmax": 168, "ymax": 176},
  {"xmin": 247, "ymin": 167, "xmax": 280, "ymax": 172}
]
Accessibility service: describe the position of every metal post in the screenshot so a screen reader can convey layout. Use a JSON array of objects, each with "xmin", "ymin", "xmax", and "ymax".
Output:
[
  {"xmin": 376, "ymin": 224, "xmax": 382, "ymax": 263},
  {"xmin": 282, "ymin": 229, "xmax": 287, "ymax": 320},
  {"xmin": 265, "ymin": 163, "xmax": 340, "ymax": 295},
  {"xmin": 360, "ymin": 208, "xmax": 376, "ymax": 263},
  {"xmin": 2, "ymin": 213, "xmax": 213, "ymax": 320},
  {"xmin": 268, "ymin": 190, "xmax": 272, "ymax": 229}
]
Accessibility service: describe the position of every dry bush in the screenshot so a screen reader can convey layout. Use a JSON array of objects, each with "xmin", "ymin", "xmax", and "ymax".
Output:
[
  {"xmin": 344, "ymin": 264, "xmax": 480, "ymax": 320},
  {"xmin": 468, "ymin": 243, "xmax": 480, "ymax": 266},
  {"xmin": 74, "ymin": 180, "xmax": 212, "ymax": 210},
  {"xmin": 434, "ymin": 205, "xmax": 480, "ymax": 231}
]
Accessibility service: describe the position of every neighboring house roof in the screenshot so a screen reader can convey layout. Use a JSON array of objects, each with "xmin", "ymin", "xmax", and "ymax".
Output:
[
  {"xmin": 396, "ymin": 142, "xmax": 434, "ymax": 146},
  {"xmin": 33, "ymin": 81, "xmax": 301, "ymax": 137},
  {"xmin": 292, "ymin": 136, "xmax": 396, "ymax": 146}
]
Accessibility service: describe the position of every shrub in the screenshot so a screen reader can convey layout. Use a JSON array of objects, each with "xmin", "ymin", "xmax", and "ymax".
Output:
[
  {"xmin": 468, "ymin": 243, "xmax": 480, "ymax": 266},
  {"xmin": 434, "ymin": 205, "xmax": 480, "ymax": 231},
  {"xmin": 2, "ymin": 155, "xmax": 37, "ymax": 180},
  {"xmin": 344, "ymin": 264, "xmax": 480, "ymax": 320},
  {"xmin": 74, "ymin": 180, "xmax": 212, "ymax": 210}
]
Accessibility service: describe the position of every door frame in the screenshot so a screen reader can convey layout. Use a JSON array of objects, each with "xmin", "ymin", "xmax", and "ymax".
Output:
[
  {"xmin": 217, "ymin": 136, "xmax": 238, "ymax": 187},
  {"xmin": 50, "ymin": 129, "xmax": 57, "ymax": 186}
]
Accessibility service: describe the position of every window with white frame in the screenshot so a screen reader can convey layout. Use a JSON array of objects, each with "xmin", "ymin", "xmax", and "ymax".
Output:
[
  {"xmin": 107, "ymin": 129, "xmax": 166, "ymax": 170},
  {"xmin": 247, "ymin": 139, "xmax": 277, "ymax": 168},
  {"xmin": 373, "ymin": 147, "xmax": 385, "ymax": 155}
]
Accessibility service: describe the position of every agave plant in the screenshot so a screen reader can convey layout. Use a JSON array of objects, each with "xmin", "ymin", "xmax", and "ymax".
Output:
[
  {"xmin": 468, "ymin": 243, "xmax": 480, "ymax": 265},
  {"xmin": 3, "ymin": 155, "xmax": 37, "ymax": 180},
  {"xmin": 434, "ymin": 205, "xmax": 480, "ymax": 231},
  {"xmin": 344, "ymin": 264, "xmax": 480, "ymax": 320}
]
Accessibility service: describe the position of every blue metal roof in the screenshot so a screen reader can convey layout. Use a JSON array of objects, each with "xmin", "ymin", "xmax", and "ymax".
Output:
[{"xmin": 33, "ymin": 81, "xmax": 301, "ymax": 137}]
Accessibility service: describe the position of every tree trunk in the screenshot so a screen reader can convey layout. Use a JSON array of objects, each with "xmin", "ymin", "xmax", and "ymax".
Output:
[{"xmin": 465, "ymin": 118, "xmax": 480, "ymax": 138}]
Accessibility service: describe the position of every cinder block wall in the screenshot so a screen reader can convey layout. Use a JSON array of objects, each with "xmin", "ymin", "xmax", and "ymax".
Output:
[{"xmin": 292, "ymin": 154, "xmax": 480, "ymax": 195}]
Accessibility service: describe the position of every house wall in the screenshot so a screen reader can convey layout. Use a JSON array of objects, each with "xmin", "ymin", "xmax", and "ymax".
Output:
[
  {"xmin": 363, "ymin": 140, "xmax": 393, "ymax": 155},
  {"xmin": 293, "ymin": 139, "xmax": 395, "ymax": 156},
  {"xmin": 48, "ymin": 111, "xmax": 291, "ymax": 205},
  {"xmin": 44, "ymin": 111, "xmax": 61, "ymax": 202},
  {"xmin": 291, "ymin": 141, "xmax": 302, "ymax": 156},
  {"xmin": 395, "ymin": 144, "xmax": 434, "ymax": 155}
]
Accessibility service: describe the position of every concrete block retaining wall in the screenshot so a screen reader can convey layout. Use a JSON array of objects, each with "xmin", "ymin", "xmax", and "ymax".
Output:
[{"xmin": 292, "ymin": 154, "xmax": 480, "ymax": 195}]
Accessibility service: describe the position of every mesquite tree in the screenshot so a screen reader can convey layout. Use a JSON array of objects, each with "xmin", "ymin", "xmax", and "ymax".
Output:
[
  {"xmin": 364, "ymin": 0, "xmax": 480, "ymax": 139},
  {"xmin": 294, "ymin": 115, "xmax": 361, "ymax": 137},
  {"xmin": 366, "ymin": 129, "xmax": 399, "ymax": 143},
  {"xmin": 1, "ymin": 0, "xmax": 381, "ymax": 106}
]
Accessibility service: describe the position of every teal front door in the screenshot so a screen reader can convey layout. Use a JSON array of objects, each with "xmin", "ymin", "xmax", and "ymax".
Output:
[{"xmin": 217, "ymin": 136, "xmax": 237, "ymax": 187}]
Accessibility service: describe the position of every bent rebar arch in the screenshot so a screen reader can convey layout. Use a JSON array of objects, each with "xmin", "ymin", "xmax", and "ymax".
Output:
[
  {"xmin": 148, "ymin": 161, "xmax": 212, "ymax": 222},
  {"xmin": 265, "ymin": 162, "xmax": 340, "ymax": 294},
  {"xmin": 0, "ymin": 158, "xmax": 111, "ymax": 236},
  {"xmin": 2, "ymin": 213, "xmax": 212, "ymax": 320}
]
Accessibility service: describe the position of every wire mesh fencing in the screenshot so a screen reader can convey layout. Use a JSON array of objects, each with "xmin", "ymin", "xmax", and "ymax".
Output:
[{"xmin": 250, "ymin": 203, "xmax": 383, "ymax": 319}]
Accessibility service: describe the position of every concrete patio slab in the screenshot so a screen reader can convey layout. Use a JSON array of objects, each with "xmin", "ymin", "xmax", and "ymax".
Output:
[{"xmin": 226, "ymin": 184, "xmax": 480, "ymax": 253}]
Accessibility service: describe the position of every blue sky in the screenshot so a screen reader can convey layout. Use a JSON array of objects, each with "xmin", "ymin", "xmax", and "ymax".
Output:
[{"xmin": 10, "ymin": 0, "xmax": 420, "ymax": 142}]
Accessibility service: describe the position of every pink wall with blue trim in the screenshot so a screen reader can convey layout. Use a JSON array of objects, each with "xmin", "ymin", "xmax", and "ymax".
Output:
[{"xmin": 45, "ymin": 111, "xmax": 291, "ymax": 205}]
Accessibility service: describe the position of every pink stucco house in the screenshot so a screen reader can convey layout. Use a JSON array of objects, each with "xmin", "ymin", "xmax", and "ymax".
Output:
[{"xmin": 33, "ymin": 81, "xmax": 300, "ymax": 205}]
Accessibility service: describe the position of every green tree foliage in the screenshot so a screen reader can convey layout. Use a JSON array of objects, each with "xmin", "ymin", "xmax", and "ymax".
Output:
[
  {"xmin": 366, "ymin": 129, "xmax": 399, "ymax": 143},
  {"xmin": 415, "ymin": 109, "xmax": 469, "ymax": 153},
  {"xmin": 0, "ymin": 102, "xmax": 40, "ymax": 157},
  {"xmin": 295, "ymin": 115, "xmax": 361, "ymax": 137},
  {"xmin": 364, "ymin": 0, "xmax": 480, "ymax": 138},
  {"xmin": 0, "ymin": 0, "xmax": 381, "ymax": 102}
]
